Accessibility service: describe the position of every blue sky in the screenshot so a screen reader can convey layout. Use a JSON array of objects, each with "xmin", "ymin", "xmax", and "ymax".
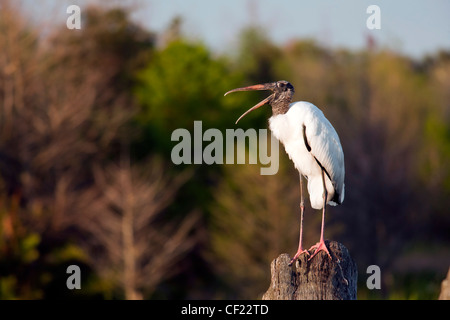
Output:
[{"xmin": 24, "ymin": 0, "xmax": 450, "ymax": 59}]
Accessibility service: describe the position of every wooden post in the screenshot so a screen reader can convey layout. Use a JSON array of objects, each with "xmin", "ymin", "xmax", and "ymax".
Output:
[
  {"xmin": 262, "ymin": 240, "xmax": 358, "ymax": 300},
  {"xmin": 439, "ymin": 267, "xmax": 450, "ymax": 300}
]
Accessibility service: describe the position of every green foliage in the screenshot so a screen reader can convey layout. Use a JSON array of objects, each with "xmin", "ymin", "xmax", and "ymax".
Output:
[
  {"xmin": 0, "ymin": 194, "xmax": 90, "ymax": 299},
  {"xmin": 423, "ymin": 114, "xmax": 450, "ymax": 190},
  {"xmin": 388, "ymin": 272, "xmax": 443, "ymax": 300},
  {"xmin": 134, "ymin": 40, "xmax": 258, "ymax": 155}
]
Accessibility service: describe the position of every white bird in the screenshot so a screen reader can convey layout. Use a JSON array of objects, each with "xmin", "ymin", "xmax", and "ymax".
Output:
[{"xmin": 225, "ymin": 80, "xmax": 345, "ymax": 264}]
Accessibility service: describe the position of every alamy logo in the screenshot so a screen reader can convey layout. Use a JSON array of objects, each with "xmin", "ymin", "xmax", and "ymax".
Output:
[
  {"xmin": 366, "ymin": 5, "xmax": 381, "ymax": 30},
  {"xmin": 66, "ymin": 265, "xmax": 81, "ymax": 290},
  {"xmin": 171, "ymin": 121, "xmax": 279, "ymax": 175},
  {"xmin": 366, "ymin": 265, "xmax": 381, "ymax": 289},
  {"xmin": 66, "ymin": 5, "xmax": 81, "ymax": 30}
]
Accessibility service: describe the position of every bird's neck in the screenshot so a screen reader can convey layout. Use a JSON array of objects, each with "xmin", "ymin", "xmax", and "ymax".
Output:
[{"xmin": 270, "ymin": 99, "xmax": 290, "ymax": 116}]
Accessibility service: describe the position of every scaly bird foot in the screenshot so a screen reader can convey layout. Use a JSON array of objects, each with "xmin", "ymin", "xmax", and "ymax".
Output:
[
  {"xmin": 288, "ymin": 248, "xmax": 310, "ymax": 266},
  {"xmin": 308, "ymin": 240, "xmax": 331, "ymax": 261}
]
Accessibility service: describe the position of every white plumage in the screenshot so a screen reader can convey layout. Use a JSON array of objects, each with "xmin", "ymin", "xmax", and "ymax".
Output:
[{"xmin": 269, "ymin": 101, "xmax": 345, "ymax": 209}]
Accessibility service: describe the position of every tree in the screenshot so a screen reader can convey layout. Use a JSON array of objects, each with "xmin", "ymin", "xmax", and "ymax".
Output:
[
  {"xmin": 81, "ymin": 157, "xmax": 198, "ymax": 299},
  {"xmin": 419, "ymin": 52, "xmax": 450, "ymax": 240},
  {"xmin": 0, "ymin": 1, "xmax": 190, "ymax": 299},
  {"xmin": 134, "ymin": 39, "xmax": 254, "ymax": 155},
  {"xmin": 234, "ymin": 26, "xmax": 281, "ymax": 84}
]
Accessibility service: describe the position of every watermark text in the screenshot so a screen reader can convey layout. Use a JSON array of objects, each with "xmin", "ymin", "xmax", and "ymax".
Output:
[{"xmin": 171, "ymin": 121, "xmax": 279, "ymax": 175}]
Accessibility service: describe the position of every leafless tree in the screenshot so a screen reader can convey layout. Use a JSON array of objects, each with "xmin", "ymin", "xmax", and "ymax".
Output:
[{"xmin": 80, "ymin": 157, "xmax": 198, "ymax": 299}]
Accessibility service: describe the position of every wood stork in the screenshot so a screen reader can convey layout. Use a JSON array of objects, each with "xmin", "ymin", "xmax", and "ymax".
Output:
[{"xmin": 225, "ymin": 80, "xmax": 345, "ymax": 264}]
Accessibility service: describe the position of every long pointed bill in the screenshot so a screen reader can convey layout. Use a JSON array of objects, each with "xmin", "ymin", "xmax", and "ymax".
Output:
[
  {"xmin": 224, "ymin": 84, "xmax": 269, "ymax": 96},
  {"xmin": 235, "ymin": 94, "xmax": 272, "ymax": 124},
  {"xmin": 224, "ymin": 82, "xmax": 276, "ymax": 124}
]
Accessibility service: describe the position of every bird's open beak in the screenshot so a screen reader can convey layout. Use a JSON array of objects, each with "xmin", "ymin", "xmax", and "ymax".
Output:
[{"xmin": 224, "ymin": 83, "xmax": 275, "ymax": 124}]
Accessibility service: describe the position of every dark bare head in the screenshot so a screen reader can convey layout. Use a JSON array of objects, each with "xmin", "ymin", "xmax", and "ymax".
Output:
[{"xmin": 225, "ymin": 80, "xmax": 295, "ymax": 124}]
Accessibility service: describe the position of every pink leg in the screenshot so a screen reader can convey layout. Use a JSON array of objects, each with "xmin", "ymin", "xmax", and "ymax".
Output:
[
  {"xmin": 289, "ymin": 174, "xmax": 309, "ymax": 266},
  {"xmin": 308, "ymin": 169, "xmax": 331, "ymax": 261}
]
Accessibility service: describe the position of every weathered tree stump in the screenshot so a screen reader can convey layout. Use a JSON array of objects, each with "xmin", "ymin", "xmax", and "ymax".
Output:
[
  {"xmin": 262, "ymin": 240, "xmax": 357, "ymax": 300},
  {"xmin": 439, "ymin": 267, "xmax": 450, "ymax": 300}
]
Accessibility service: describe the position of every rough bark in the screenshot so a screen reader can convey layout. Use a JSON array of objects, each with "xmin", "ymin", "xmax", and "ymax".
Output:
[
  {"xmin": 262, "ymin": 240, "xmax": 357, "ymax": 300},
  {"xmin": 439, "ymin": 267, "xmax": 450, "ymax": 300}
]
